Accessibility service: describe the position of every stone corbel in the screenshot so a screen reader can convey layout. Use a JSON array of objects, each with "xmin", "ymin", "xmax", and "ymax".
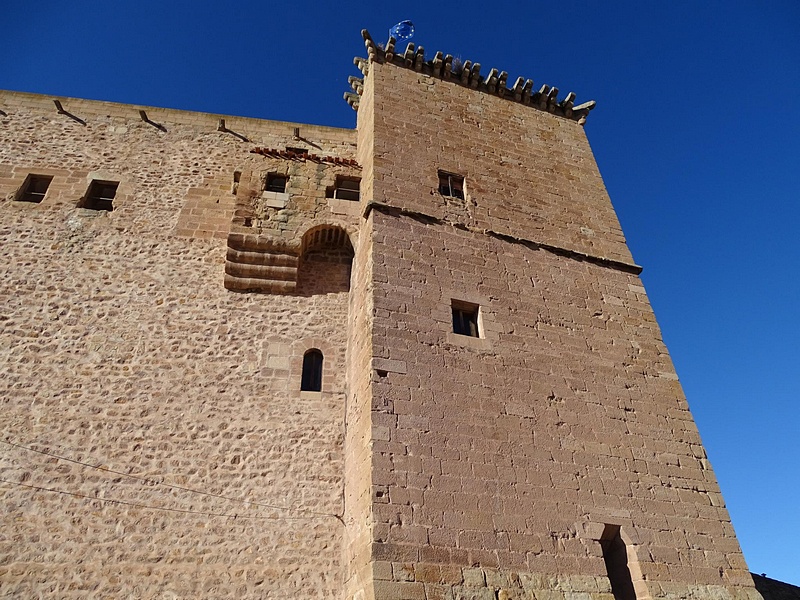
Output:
[
  {"xmin": 353, "ymin": 57, "xmax": 369, "ymax": 77},
  {"xmin": 485, "ymin": 68, "xmax": 499, "ymax": 93},
  {"xmin": 432, "ymin": 51, "xmax": 443, "ymax": 77},
  {"xmin": 348, "ymin": 76, "xmax": 364, "ymax": 95},
  {"xmin": 403, "ymin": 43, "xmax": 415, "ymax": 68},
  {"xmin": 443, "ymin": 54, "xmax": 453, "ymax": 79},
  {"xmin": 460, "ymin": 60, "xmax": 472, "ymax": 85},
  {"xmin": 469, "ymin": 63, "xmax": 482, "ymax": 89},
  {"xmin": 560, "ymin": 92, "xmax": 576, "ymax": 117},
  {"xmin": 413, "ymin": 46, "xmax": 425, "ymax": 71},
  {"xmin": 546, "ymin": 87, "xmax": 560, "ymax": 112},
  {"xmin": 497, "ymin": 71, "xmax": 508, "ymax": 97},
  {"xmin": 385, "ymin": 36, "xmax": 396, "ymax": 62},
  {"xmin": 361, "ymin": 29, "xmax": 378, "ymax": 62}
]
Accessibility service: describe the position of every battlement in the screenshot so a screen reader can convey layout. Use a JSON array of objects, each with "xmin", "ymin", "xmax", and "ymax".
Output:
[{"xmin": 345, "ymin": 29, "xmax": 596, "ymax": 123}]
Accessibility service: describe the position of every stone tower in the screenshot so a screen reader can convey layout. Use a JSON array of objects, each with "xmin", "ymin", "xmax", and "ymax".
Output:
[
  {"xmin": 341, "ymin": 31, "xmax": 762, "ymax": 600},
  {"xmin": 0, "ymin": 29, "xmax": 763, "ymax": 600}
]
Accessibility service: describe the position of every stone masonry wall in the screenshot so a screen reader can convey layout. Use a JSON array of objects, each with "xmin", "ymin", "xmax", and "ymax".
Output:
[
  {"xmin": 0, "ymin": 45, "xmax": 767, "ymax": 600},
  {"xmin": 366, "ymin": 211, "xmax": 759, "ymax": 600},
  {"xmin": 0, "ymin": 91, "xmax": 358, "ymax": 598},
  {"xmin": 357, "ymin": 60, "xmax": 761, "ymax": 599},
  {"xmin": 366, "ymin": 61, "xmax": 635, "ymax": 267}
]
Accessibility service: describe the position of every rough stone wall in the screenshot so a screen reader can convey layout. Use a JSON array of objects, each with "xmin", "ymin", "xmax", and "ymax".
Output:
[
  {"xmin": 356, "ymin": 61, "xmax": 761, "ymax": 599},
  {"xmin": 0, "ymin": 91, "xmax": 358, "ymax": 598}
]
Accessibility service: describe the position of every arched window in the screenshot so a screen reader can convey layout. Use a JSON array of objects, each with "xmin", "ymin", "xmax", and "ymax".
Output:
[{"xmin": 301, "ymin": 349, "xmax": 323, "ymax": 392}]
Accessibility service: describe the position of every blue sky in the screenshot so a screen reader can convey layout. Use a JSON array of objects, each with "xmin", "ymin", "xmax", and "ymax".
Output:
[{"xmin": 3, "ymin": 0, "xmax": 798, "ymax": 585}]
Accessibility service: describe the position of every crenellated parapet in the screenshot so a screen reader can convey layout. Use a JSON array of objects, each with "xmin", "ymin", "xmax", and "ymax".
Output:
[{"xmin": 345, "ymin": 29, "xmax": 596, "ymax": 124}]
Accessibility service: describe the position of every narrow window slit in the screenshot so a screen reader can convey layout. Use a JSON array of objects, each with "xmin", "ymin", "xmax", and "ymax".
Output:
[
  {"xmin": 301, "ymin": 349, "xmax": 323, "ymax": 392},
  {"xmin": 600, "ymin": 525, "xmax": 637, "ymax": 600}
]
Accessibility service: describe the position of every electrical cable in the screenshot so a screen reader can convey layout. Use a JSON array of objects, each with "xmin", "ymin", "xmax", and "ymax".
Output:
[
  {"xmin": 1, "ymin": 437, "xmax": 344, "ymax": 523},
  {"xmin": 0, "ymin": 477, "xmax": 314, "ymax": 521}
]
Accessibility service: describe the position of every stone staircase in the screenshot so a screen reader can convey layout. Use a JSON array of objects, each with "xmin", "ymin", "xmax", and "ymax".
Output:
[{"xmin": 224, "ymin": 232, "xmax": 299, "ymax": 294}]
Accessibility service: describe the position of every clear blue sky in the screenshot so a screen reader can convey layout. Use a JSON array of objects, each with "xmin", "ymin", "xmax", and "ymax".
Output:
[{"xmin": 3, "ymin": 0, "xmax": 798, "ymax": 586}]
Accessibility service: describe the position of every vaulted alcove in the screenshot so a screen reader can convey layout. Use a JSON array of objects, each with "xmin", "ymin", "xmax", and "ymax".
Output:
[{"xmin": 296, "ymin": 225, "xmax": 354, "ymax": 296}]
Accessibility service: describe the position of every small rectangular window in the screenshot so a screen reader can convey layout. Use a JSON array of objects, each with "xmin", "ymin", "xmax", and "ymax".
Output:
[
  {"xmin": 17, "ymin": 174, "xmax": 53, "ymax": 203},
  {"xmin": 266, "ymin": 174, "xmax": 288, "ymax": 193},
  {"xmin": 452, "ymin": 300, "xmax": 480, "ymax": 337},
  {"xmin": 327, "ymin": 176, "xmax": 361, "ymax": 201},
  {"xmin": 438, "ymin": 171, "xmax": 464, "ymax": 199},
  {"xmin": 82, "ymin": 180, "xmax": 118, "ymax": 211}
]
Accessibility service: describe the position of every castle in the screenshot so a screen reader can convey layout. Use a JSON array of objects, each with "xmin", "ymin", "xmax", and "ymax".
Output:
[{"xmin": 0, "ymin": 30, "xmax": 781, "ymax": 599}]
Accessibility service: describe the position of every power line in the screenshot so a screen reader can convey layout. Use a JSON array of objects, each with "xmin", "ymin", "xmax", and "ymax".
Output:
[
  {"xmin": 0, "ymin": 477, "xmax": 315, "ymax": 521},
  {"xmin": 2, "ymin": 472, "xmax": 359, "ymax": 588},
  {"xmin": 1, "ymin": 437, "xmax": 343, "ymax": 523}
]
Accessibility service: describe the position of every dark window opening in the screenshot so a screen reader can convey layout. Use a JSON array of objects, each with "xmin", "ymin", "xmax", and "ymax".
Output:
[
  {"xmin": 301, "ymin": 349, "xmax": 323, "ymax": 392},
  {"xmin": 82, "ymin": 180, "xmax": 118, "ymax": 211},
  {"xmin": 600, "ymin": 525, "xmax": 637, "ymax": 600},
  {"xmin": 17, "ymin": 174, "xmax": 53, "ymax": 203},
  {"xmin": 452, "ymin": 300, "xmax": 480, "ymax": 337},
  {"xmin": 286, "ymin": 147, "xmax": 308, "ymax": 156},
  {"xmin": 266, "ymin": 173, "xmax": 288, "ymax": 193},
  {"xmin": 438, "ymin": 170, "xmax": 464, "ymax": 199},
  {"xmin": 326, "ymin": 176, "xmax": 361, "ymax": 201}
]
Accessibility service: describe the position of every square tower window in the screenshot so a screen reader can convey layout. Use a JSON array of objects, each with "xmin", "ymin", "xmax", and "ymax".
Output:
[
  {"xmin": 266, "ymin": 174, "xmax": 288, "ymax": 193},
  {"xmin": 327, "ymin": 176, "xmax": 361, "ymax": 201},
  {"xmin": 82, "ymin": 180, "xmax": 118, "ymax": 211},
  {"xmin": 452, "ymin": 300, "xmax": 480, "ymax": 337},
  {"xmin": 17, "ymin": 174, "xmax": 53, "ymax": 203},
  {"xmin": 438, "ymin": 170, "xmax": 464, "ymax": 199}
]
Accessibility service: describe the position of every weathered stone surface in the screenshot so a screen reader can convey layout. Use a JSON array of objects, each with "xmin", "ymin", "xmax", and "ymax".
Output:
[
  {"xmin": 0, "ymin": 32, "xmax": 764, "ymax": 600},
  {"xmin": 0, "ymin": 92, "xmax": 358, "ymax": 599},
  {"xmin": 351, "ymin": 53, "xmax": 762, "ymax": 600}
]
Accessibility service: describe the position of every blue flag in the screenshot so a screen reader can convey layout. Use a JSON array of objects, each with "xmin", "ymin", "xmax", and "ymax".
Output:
[{"xmin": 389, "ymin": 20, "xmax": 414, "ymax": 42}]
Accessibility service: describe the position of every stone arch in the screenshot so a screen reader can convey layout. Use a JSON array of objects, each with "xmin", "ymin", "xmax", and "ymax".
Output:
[
  {"xmin": 296, "ymin": 224, "xmax": 355, "ymax": 295},
  {"xmin": 300, "ymin": 220, "xmax": 358, "ymax": 252}
]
